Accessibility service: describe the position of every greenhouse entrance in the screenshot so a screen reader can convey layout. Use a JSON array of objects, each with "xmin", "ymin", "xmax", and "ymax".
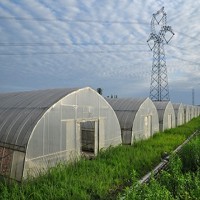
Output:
[
  {"xmin": 80, "ymin": 121, "xmax": 98, "ymax": 156},
  {"xmin": 144, "ymin": 115, "xmax": 152, "ymax": 138},
  {"xmin": 168, "ymin": 114, "xmax": 172, "ymax": 129}
]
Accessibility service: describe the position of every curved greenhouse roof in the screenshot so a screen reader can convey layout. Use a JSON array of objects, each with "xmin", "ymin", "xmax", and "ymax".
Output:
[
  {"xmin": 0, "ymin": 87, "xmax": 122, "ymax": 181},
  {"xmin": 0, "ymin": 88, "xmax": 77, "ymax": 152},
  {"xmin": 106, "ymin": 98, "xmax": 146, "ymax": 131},
  {"xmin": 106, "ymin": 97, "xmax": 159, "ymax": 144}
]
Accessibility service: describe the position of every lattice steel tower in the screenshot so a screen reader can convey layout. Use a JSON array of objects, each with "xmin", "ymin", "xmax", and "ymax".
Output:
[{"xmin": 147, "ymin": 7, "xmax": 174, "ymax": 101}]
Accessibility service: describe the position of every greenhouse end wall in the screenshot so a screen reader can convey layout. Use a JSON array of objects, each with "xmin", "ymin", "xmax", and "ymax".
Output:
[
  {"xmin": 132, "ymin": 98, "xmax": 159, "ymax": 143},
  {"xmin": 23, "ymin": 88, "xmax": 121, "ymax": 179},
  {"xmin": 106, "ymin": 98, "xmax": 159, "ymax": 145},
  {"xmin": 184, "ymin": 105, "xmax": 190, "ymax": 123},
  {"xmin": 173, "ymin": 103, "xmax": 184, "ymax": 126},
  {"xmin": 153, "ymin": 101, "xmax": 176, "ymax": 132},
  {"xmin": 162, "ymin": 103, "xmax": 176, "ymax": 131}
]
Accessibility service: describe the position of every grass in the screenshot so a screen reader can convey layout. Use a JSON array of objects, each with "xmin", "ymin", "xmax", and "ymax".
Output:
[
  {"xmin": 120, "ymin": 136, "xmax": 200, "ymax": 200},
  {"xmin": 179, "ymin": 135, "xmax": 200, "ymax": 172},
  {"xmin": 0, "ymin": 117, "xmax": 200, "ymax": 200},
  {"xmin": 119, "ymin": 156, "xmax": 200, "ymax": 200}
]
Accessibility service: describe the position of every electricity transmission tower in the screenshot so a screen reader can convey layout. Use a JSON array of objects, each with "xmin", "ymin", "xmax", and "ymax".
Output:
[{"xmin": 147, "ymin": 7, "xmax": 174, "ymax": 101}]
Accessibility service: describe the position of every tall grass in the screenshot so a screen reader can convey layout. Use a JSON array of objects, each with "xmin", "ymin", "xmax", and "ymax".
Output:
[
  {"xmin": 119, "ymin": 155, "xmax": 200, "ymax": 200},
  {"xmin": 120, "ymin": 137, "xmax": 200, "ymax": 200},
  {"xmin": 0, "ymin": 117, "xmax": 200, "ymax": 200},
  {"xmin": 179, "ymin": 136, "xmax": 200, "ymax": 172}
]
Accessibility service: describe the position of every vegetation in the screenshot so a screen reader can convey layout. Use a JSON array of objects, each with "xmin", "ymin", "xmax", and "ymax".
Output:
[
  {"xmin": 120, "ymin": 137, "xmax": 200, "ymax": 200},
  {"xmin": 0, "ymin": 117, "xmax": 200, "ymax": 200},
  {"xmin": 179, "ymin": 136, "xmax": 200, "ymax": 172},
  {"xmin": 96, "ymin": 88, "xmax": 103, "ymax": 95}
]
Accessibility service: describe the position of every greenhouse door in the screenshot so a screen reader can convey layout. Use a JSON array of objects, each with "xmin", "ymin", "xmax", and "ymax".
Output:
[
  {"xmin": 80, "ymin": 120, "xmax": 99, "ymax": 156},
  {"xmin": 179, "ymin": 113, "xmax": 183, "ymax": 125},
  {"xmin": 144, "ymin": 115, "xmax": 152, "ymax": 138},
  {"xmin": 148, "ymin": 115, "xmax": 152, "ymax": 136},
  {"xmin": 168, "ymin": 114, "xmax": 172, "ymax": 129}
]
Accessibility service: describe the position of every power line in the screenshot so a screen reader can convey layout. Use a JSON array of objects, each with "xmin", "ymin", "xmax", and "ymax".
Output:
[
  {"xmin": 0, "ymin": 42, "xmax": 198, "ymax": 55},
  {"xmin": 168, "ymin": 44, "xmax": 200, "ymax": 55},
  {"xmin": 0, "ymin": 49, "xmax": 149, "ymax": 56},
  {"xmin": 0, "ymin": 42, "xmax": 146, "ymax": 47},
  {"xmin": 0, "ymin": 16, "xmax": 148, "ymax": 24},
  {"xmin": 172, "ymin": 56, "xmax": 200, "ymax": 65},
  {"xmin": 0, "ymin": 41, "xmax": 198, "ymax": 57},
  {"xmin": 168, "ymin": 44, "xmax": 188, "ymax": 51},
  {"xmin": 176, "ymin": 31, "xmax": 200, "ymax": 43}
]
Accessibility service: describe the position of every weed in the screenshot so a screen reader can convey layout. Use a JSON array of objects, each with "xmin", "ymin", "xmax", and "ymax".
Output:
[{"xmin": 120, "ymin": 156, "xmax": 200, "ymax": 200}]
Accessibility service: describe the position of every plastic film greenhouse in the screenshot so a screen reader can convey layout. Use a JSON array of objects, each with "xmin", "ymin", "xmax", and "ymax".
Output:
[
  {"xmin": 0, "ymin": 87, "xmax": 121, "ymax": 181},
  {"xmin": 172, "ymin": 103, "xmax": 184, "ymax": 126},
  {"xmin": 153, "ymin": 101, "xmax": 176, "ymax": 131},
  {"xmin": 194, "ymin": 106, "xmax": 199, "ymax": 117},
  {"xmin": 106, "ymin": 97, "xmax": 159, "ymax": 144},
  {"xmin": 184, "ymin": 105, "xmax": 190, "ymax": 123},
  {"xmin": 189, "ymin": 105, "xmax": 195, "ymax": 119}
]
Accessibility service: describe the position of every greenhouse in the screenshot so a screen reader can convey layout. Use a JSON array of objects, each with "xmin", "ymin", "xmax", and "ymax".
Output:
[
  {"xmin": 194, "ymin": 106, "xmax": 199, "ymax": 117},
  {"xmin": 172, "ymin": 103, "xmax": 184, "ymax": 126},
  {"xmin": 153, "ymin": 101, "xmax": 175, "ymax": 131},
  {"xmin": 106, "ymin": 97, "xmax": 159, "ymax": 144},
  {"xmin": 198, "ymin": 106, "xmax": 200, "ymax": 116},
  {"xmin": 189, "ymin": 105, "xmax": 195, "ymax": 119},
  {"xmin": 0, "ymin": 87, "xmax": 121, "ymax": 181},
  {"xmin": 183, "ymin": 105, "xmax": 190, "ymax": 123}
]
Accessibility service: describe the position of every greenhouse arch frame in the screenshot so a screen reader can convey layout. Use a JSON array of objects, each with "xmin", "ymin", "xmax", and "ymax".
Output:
[{"xmin": 0, "ymin": 87, "xmax": 121, "ymax": 181}]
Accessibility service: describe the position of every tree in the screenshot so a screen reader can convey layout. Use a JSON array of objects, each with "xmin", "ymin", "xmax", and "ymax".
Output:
[{"xmin": 97, "ymin": 88, "xmax": 103, "ymax": 95}]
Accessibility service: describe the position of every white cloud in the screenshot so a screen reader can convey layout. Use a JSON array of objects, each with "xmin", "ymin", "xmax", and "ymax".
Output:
[{"xmin": 0, "ymin": 0, "xmax": 200, "ymax": 104}]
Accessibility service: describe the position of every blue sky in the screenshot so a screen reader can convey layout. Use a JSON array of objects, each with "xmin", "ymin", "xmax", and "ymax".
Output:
[{"xmin": 0, "ymin": 0, "xmax": 200, "ymax": 104}]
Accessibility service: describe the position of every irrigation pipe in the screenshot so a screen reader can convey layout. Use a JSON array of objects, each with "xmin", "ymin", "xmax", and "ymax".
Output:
[{"xmin": 139, "ymin": 130, "xmax": 200, "ymax": 184}]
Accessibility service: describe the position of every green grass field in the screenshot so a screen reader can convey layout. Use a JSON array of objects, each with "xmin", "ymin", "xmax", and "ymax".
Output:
[
  {"xmin": 120, "ymin": 136, "xmax": 200, "ymax": 200},
  {"xmin": 0, "ymin": 117, "xmax": 200, "ymax": 200}
]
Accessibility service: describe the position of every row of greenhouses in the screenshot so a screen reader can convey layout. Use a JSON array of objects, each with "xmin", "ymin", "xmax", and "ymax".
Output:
[{"xmin": 0, "ymin": 87, "xmax": 199, "ymax": 181}]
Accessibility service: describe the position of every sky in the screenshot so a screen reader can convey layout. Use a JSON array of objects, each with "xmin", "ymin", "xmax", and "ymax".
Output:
[{"xmin": 0, "ymin": 0, "xmax": 200, "ymax": 105}]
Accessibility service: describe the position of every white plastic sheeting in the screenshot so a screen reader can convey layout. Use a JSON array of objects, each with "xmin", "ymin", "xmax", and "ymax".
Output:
[
  {"xmin": 107, "ymin": 98, "xmax": 159, "ymax": 144},
  {"xmin": 189, "ymin": 105, "xmax": 195, "ymax": 119},
  {"xmin": 23, "ymin": 87, "xmax": 121, "ymax": 179},
  {"xmin": 183, "ymin": 105, "xmax": 190, "ymax": 123},
  {"xmin": 194, "ymin": 106, "xmax": 199, "ymax": 117},
  {"xmin": 0, "ymin": 87, "xmax": 121, "ymax": 181},
  {"xmin": 153, "ymin": 101, "xmax": 176, "ymax": 131},
  {"xmin": 172, "ymin": 103, "xmax": 184, "ymax": 126}
]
